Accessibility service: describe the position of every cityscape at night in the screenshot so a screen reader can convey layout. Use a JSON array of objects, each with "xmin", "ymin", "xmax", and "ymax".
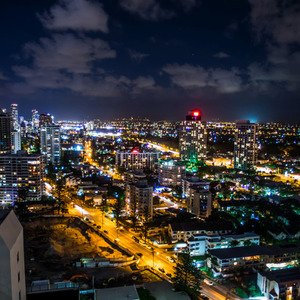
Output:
[{"xmin": 0, "ymin": 1, "xmax": 300, "ymax": 300}]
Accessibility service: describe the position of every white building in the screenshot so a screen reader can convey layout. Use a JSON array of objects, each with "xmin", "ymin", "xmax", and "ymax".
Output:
[
  {"xmin": 0, "ymin": 151, "xmax": 45, "ymax": 205},
  {"xmin": 257, "ymin": 268, "xmax": 300, "ymax": 300},
  {"xmin": 234, "ymin": 120, "xmax": 257, "ymax": 170},
  {"xmin": 179, "ymin": 110, "xmax": 207, "ymax": 163},
  {"xmin": 116, "ymin": 150, "xmax": 160, "ymax": 171},
  {"xmin": 158, "ymin": 159, "xmax": 186, "ymax": 186},
  {"xmin": 40, "ymin": 124, "xmax": 61, "ymax": 165},
  {"xmin": 0, "ymin": 210, "xmax": 26, "ymax": 300},
  {"xmin": 187, "ymin": 232, "xmax": 260, "ymax": 256}
]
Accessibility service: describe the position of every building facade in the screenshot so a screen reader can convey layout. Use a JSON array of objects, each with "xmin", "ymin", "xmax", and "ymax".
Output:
[
  {"xmin": 158, "ymin": 159, "xmax": 186, "ymax": 186},
  {"xmin": 31, "ymin": 109, "xmax": 39, "ymax": 133},
  {"xmin": 188, "ymin": 232, "xmax": 260, "ymax": 256},
  {"xmin": 0, "ymin": 109, "xmax": 12, "ymax": 155},
  {"xmin": 182, "ymin": 177, "xmax": 210, "ymax": 198},
  {"xmin": 187, "ymin": 187, "xmax": 212, "ymax": 219},
  {"xmin": 257, "ymin": 267, "xmax": 300, "ymax": 300},
  {"xmin": 179, "ymin": 110, "xmax": 207, "ymax": 163},
  {"xmin": 0, "ymin": 210, "xmax": 26, "ymax": 300},
  {"xmin": 0, "ymin": 151, "xmax": 45, "ymax": 204},
  {"xmin": 126, "ymin": 179, "xmax": 153, "ymax": 220},
  {"xmin": 40, "ymin": 124, "xmax": 61, "ymax": 165},
  {"xmin": 234, "ymin": 120, "xmax": 257, "ymax": 170},
  {"xmin": 116, "ymin": 150, "xmax": 160, "ymax": 171}
]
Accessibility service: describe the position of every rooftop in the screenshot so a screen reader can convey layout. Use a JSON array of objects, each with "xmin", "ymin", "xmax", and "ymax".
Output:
[
  {"xmin": 260, "ymin": 267, "xmax": 300, "ymax": 284},
  {"xmin": 95, "ymin": 285, "xmax": 139, "ymax": 300},
  {"xmin": 209, "ymin": 243, "xmax": 300, "ymax": 260}
]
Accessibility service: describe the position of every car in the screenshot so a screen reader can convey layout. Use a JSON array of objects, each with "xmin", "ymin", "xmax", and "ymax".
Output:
[
  {"xmin": 114, "ymin": 238, "xmax": 120, "ymax": 243},
  {"xmin": 200, "ymin": 296, "xmax": 210, "ymax": 300},
  {"xmin": 166, "ymin": 273, "xmax": 172, "ymax": 278},
  {"xmin": 136, "ymin": 253, "xmax": 143, "ymax": 257},
  {"xmin": 104, "ymin": 230, "xmax": 108, "ymax": 233},
  {"xmin": 204, "ymin": 279, "xmax": 213, "ymax": 286},
  {"xmin": 158, "ymin": 267, "xmax": 165, "ymax": 273},
  {"xmin": 97, "ymin": 225, "xmax": 101, "ymax": 229}
]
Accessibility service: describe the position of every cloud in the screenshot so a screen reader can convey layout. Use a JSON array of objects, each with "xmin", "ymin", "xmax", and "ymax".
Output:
[
  {"xmin": 0, "ymin": 72, "xmax": 9, "ymax": 80},
  {"xmin": 163, "ymin": 63, "xmax": 243, "ymax": 93},
  {"xmin": 248, "ymin": 0, "xmax": 300, "ymax": 90},
  {"xmin": 213, "ymin": 52, "xmax": 230, "ymax": 58},
  {"xmin": 119, "ymin": 0, "xmax": 175, "ymax": 21},
  {"xmin": 249, "ymin": 0, "xmax": 300, "ymax": 45},
  {"xmin": 17, "ymin": 33, "xmax": 116, "ymax": 75},
  {"xmin": 128, "ymin": 49, "xmax": 149, "ymax": 62},
  {"xmin": 38, "ymin": 0, "xmax": 109, "ymax": 32}
]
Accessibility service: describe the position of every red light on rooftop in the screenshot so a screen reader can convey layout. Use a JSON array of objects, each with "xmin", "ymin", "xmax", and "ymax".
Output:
[
  {"xmin": 193, "ymin": 111, "xmax": 200, "ymax": 117},
  {"xmin": 132, "ymin": 149, "xmax": 139, "ymax": 153}
]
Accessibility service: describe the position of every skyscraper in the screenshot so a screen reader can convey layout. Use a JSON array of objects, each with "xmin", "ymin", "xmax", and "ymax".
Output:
[
  {"xmin": 179, "ymin": 110, "xmax": 207, "ymax": 163},
  {"xmin": 40, "ymin": 124, "xmax": 61, "ymax": 165},
  {"xmin": 234, "ymin": 120, "xmax": 257, "ymax": 170},
  {"xmin": 0, "ymin": 151, "xmax": 45, "ymax": 204},
  {"xmin": 0, "ymin": 109, "xmax": 12, "ymax": 154},
  {"xmin": 31, "ymin": 109, "xmax": 39, "ymax": 133},
  {"xmin": 10, "ymin": 103, "xmax": 18, "ymax": 130},
  {"xmin": 10, "ymin": 104, "xmax": 21, "ymax": 154},
  {"xmin": 39, "ymin": 113, "xmax": 53, "ymax": 127}
]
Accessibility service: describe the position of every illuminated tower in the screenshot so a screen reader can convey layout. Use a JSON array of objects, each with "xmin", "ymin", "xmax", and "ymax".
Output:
[
  {"xmin": 179, "ymin": 110, "xmax": 207, "ymax": 163},
  {"xmin": 40, "ymin": 124, "xmax": 61, "ymax": 165},
  {"xmin": 10, "ymin": 104, "xmax": 21, "ymax": 154},
  {"xmin": 0, "ymin": 109, "xmax": 12, "ymax": 154},
  {"xmin": 31, "ymin": 109, "xmax": 39, "ymax": 133},
  {"xmin": 10, "ymin": 103, "xmax": 18, "ymax": 130},
  {"xmin": 234, "ymin": 120, "xmax": 257, "ymax": 170}
]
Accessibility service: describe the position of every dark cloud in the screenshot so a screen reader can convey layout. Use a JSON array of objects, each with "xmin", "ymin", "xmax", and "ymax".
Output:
[
  {"xmin": 163, "ymin": 63, "xmax": 244, "ymax": 94},
  {"xmin": 213, "ymin": 52, "xmax": 230, "ymax": 58},
  {"xmin": 128, "ymin": 49, "xmax": 149, "ymax": 62},
  {"xmin": 38, "ymin": 0, "xmax": 109, "ymax": 32},
  {"xmin": 248, "ymin": 0, "xmax": 300, "ymax": 91},
  {"xmin": 119, "ymin": 0, "xmax": 175, "ymax": 21}
]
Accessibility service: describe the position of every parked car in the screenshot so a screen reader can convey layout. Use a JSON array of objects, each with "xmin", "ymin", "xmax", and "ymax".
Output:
[{"xmin": 158, "ymin": 267, "xmax": 165, "ymax": 273}]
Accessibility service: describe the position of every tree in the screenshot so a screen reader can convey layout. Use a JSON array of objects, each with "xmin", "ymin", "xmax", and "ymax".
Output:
[
  {"xmin": 172, "ymin": 253, "xmax": 202, "ymax": 297},
  {"xmin": 17, "ymin": 187, "xmax": 28, "ymax": 202},
  {"xmin": 99, "ymin": 194, "xmax": 108, "ymax": 229},
  {"xmin": 230, "ymin": 240, "xmax": 239, "ymax": 247},
  {"xmin": 111, "ymin": 196, "xmax": 125, "ymax": 227}
]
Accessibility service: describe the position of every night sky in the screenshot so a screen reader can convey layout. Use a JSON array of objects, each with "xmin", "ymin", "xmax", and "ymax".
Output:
[{"xmin": 0, "ymin": 0, "xmax": 299, "ymax": 122}]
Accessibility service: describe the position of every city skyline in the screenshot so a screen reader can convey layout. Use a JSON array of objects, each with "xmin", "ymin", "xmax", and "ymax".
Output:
[{"xmin": 0, "ymin": 0, "xmax": 300, "ymax": 122}]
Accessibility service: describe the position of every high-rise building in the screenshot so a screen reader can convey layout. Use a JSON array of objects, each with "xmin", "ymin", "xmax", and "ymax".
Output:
[
  {"xmin": 158, "ymin": 159, "xmax": 186, "ymax": 186},
  {"xmin": 0, "ymin": 151, "xmax": 45, "ymax": 204},
  {"xmin": 115, "ymin": 149, "xmax": 160, "ymax": 171},
  {"xmin": 9, "ymin": 104, "xmax": 22, "ymax": 154},
  {"xmin": 0, "ymin": 109, "xmax": 12, "ymax": 155},
  {"xmin": 11, "ymin": 131, "xmax": 21, "ymax": 154},
  {"xmin": 179, "ymin": 110, "xmax": 207, "ymax": 163},
  {"xmin": 187, "ymin": 186, "xmax": 212, "ymax": 219},
  {"xmin": 40, "ymin": 124, "xmax": 61, "ymax": 165},
  {"xmin": 10, "ymin": 103, "xmax": 18, "ymax": 131},
  {"xmin": 126, "ymin": 179, "xmax": 153, "ymax": 221},
  {"xmin": 39, "ymin": 113, "xmax": 53, "ymax": 127},
  {"xmin": 234, "ymin": 120, "xmax": 257, "ymax": 170},
  {"xmin": 31, "ymin": 109, "xmax": 39, "ymax": 133},
  {"xmin": 0, "ymin": 210, "xmax": 26, "ymax": 300}
]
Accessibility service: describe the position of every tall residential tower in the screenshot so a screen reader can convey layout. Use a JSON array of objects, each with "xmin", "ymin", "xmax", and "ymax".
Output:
[
  {"xmin": 179, "ymin": 110, "xmax": 207, "ymax": 163},
  {"xmin": 234, "ymin": 120, "xmax": 257, "ymax": 170}
]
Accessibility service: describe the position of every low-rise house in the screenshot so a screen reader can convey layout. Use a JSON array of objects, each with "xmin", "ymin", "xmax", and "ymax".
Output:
[
  {"xmin": 257, "ymin": 267, "xmax": 300, "ymax": 300},
  {"xmin": 208, "ymin": 243, "xmax": 300, "ymax": 277},
  {"xmin": 168, "ymin": 221, "xmax": 233, "ymax": 242},
  {"xmin": 188, "ymin": 232, "xmax": 260, "ymax": 256}
]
